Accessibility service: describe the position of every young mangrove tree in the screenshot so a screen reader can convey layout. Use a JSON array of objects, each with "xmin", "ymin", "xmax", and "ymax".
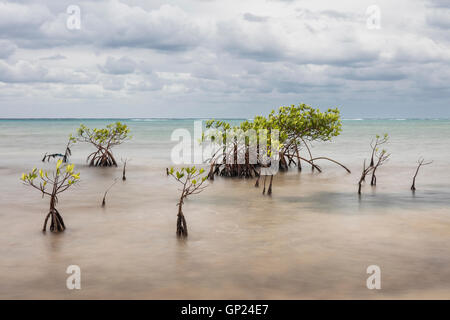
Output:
[
  {"xmin": 71, "ymin": 122, "xmax": 131, "ymax": 167},
  {"xmin": 168, "ymin": 166, "xmax": 208, "ymax": 238},
  {"xmin": 20, "ymin": 159, "xmax": 80, "ymax": 232}
]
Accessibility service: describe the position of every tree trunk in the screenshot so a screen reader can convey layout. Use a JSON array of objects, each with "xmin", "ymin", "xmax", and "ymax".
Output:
[{"xmin": 176, "ymin": 204, "xmax": 188, "ymax": 238}]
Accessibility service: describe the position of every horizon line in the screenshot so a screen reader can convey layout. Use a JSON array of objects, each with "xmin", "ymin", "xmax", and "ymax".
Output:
[{"xmin": 0, "ymin": 117, "xmax": 449, "ymax": 121}]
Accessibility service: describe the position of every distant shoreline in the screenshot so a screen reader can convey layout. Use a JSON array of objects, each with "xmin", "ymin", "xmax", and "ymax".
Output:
[{"xmin": 0, "ymin": 118, "xmax": 449, "ymax": 121}]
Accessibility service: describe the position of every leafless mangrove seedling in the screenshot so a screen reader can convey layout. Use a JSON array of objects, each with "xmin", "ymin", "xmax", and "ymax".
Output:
[
  {"xmin": 168, "ymin": 167, "xmax": 208, "ymax": 238},
  {"xmin": 411, "ymin": 158, "xmax": 433, "ymax": 191},
  {"xmin": 20, "ymin": 160, "xmax": 80, "ymax": 232},
  {"xmin": 121, "ymin": 158, "xmax": 130, "ymax": 181},
  {"xmin": 102, "ymin": 178, "xmax": 118, "ymax": 207}
]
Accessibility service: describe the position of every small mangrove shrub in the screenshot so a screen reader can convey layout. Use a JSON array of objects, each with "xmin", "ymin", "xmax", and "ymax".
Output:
[
  {"xmin": 20, "ymin": 159, "xmax": 80, "ymax": 232},
  {"xmin": 168, "ymin": 166, "xmax": 208, "ymax": 238},
  {"xmin": 71, "ymin": 122, "xmax": 131, "ymax": 167}
]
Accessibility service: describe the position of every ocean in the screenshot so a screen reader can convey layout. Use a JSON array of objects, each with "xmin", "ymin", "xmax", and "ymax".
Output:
[{"xmin": 1, "ymin": 118, "xmax": 449, "ymax": 298}]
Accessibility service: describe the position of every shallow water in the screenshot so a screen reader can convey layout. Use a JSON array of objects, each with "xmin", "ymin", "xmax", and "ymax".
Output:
[{"xmin": 0, "ymin": 119, "xmax": 450, "ymax": 299}]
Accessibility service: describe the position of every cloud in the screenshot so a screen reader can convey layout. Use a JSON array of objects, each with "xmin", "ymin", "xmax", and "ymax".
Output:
[
  {"xmin": 0, "ymin": 0, "xmax": 449, "ymax": 118},
  {"xmin": 100, "ymin": 56, "xmax": 137, "ymax": 74},
  {"xmin": 0, "ymin": 1, "xmax": 52, "ymax": 39},
  {"xmin": 426, "ymin": 8, "xmax": 450, "ymax": 30},
  {"xmin": 243, "ymin": 13, "xmax": 268, "ymax": 22},
  {"xmin": 0, "ymin": 39, "xmax": 16, "ymax": 58},
  {"xmin": 40, "ymin": 54, "xmax": 66, "ymax": 60},
  {"xmin": 0, "ymin": 60, "xmax": 94, "ymax": 84},
  {"xmin": 6, "ymin": 1, "xmax": 206, "ymax": 51}
]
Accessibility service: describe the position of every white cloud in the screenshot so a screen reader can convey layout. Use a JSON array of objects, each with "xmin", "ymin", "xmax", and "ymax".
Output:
[
  {"xmin": 101, "ymin": 56, "xmax": 137, "ymax": 74},
  {"xmin": 0, "ymin": 0, "xmax": 449, "ymax": 118}
]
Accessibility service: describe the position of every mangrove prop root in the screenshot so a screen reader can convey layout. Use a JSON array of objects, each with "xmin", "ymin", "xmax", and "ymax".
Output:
[
  {"xmin": 310, "ymin": 157, "xmax": 351, "ymax": 173},
  {"xmin": 88, "ymin": 148, "xmax": 118, "ymax": 167},
  {"xmin": 43, "ymin": 208, "xmax": 65, "ymax": 233},
  {"xmin": 176, "ymin": 206, "xmax": 188, "ymax": 238},
  {"xmin": 298, "ymin": 157, "xmax": 322, "ymax": 172}
]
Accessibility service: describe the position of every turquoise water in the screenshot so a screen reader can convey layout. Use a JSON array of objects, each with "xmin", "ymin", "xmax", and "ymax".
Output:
[{"xmin": 1, "ymin": 118, "xmax": 449, "ymax": 175}]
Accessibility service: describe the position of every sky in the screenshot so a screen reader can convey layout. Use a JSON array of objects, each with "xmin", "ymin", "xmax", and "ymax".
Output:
[{"xmin": 0, "ymin": 0, "xmax": 449, "ymax": 118}]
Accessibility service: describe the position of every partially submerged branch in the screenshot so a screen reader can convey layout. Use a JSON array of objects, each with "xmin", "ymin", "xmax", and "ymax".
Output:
[
  {"xmin": 121, "ymin": 158, "xmax": 130, "ymax": 181},
  {"xmin": 102, "ymin": 178, "xmax": 118, "ymax": 207},
  {"xmin": 42, "ymin": 139, "xmax": 73, "ymax": 163}
]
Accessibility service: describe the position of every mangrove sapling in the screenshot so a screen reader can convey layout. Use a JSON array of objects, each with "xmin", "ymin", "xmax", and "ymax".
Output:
[
  {"xmin": 168, "ymin": 167, "xmax": 208, "ymax": 238},
  {"xmin": 102, "ymin": 178, "xmax": 118, "ymax": 207},
  {"xmin": 71, "ymin": 122, "xmax": 131, "ymax": 167},
  {"xmin": 20, "ymin": 160, "xmax": 80, "ymax": 232},
  {"xmin": 411, "ymin": 158, "xmax": 433, "ymax": 191},
  {"xmin": 42, "ymin": 139, "xmax": 73, "ymax": 163}
]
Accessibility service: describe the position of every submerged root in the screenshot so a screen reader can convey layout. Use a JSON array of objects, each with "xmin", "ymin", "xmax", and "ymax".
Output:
[
  {"xmin": 176, "ymin": 210, "xmax": 188, "ymax": 238},
  {"xmin": 208, "ymin": 163, "xmax": 259, "ymax": 179},
  {"xmin": 87, "ymin": 149, "xmax": 118, "ymax": 167},
  {"xmin": 43, "ymin": 208, "xmax": 65, "ymax": 233}
]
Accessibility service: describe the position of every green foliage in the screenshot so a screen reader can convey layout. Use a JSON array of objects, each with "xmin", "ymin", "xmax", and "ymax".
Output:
[
  {"xmin": 168, "ymin": 166, "xmax": 208, "ymax": 199},
  {"xmin": 20, "ymin": 159, "xmax": 80, "ymax": 196},
  {"xmin": 71, "ymin": 122, "xmax": 131, "ymax": 148},
  {"xmin": 240, "ymin": 103, "xmax": 342, "ymax": 145},
  {"xmin": 203, "ymin": 103, "xmax": 342, "ymax": 160}
]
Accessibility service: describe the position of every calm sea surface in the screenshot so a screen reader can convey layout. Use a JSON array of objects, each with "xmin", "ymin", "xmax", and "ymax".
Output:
[{"xmin": 1, "ymin": 119, "xmax": 449, "ymax": 298}]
